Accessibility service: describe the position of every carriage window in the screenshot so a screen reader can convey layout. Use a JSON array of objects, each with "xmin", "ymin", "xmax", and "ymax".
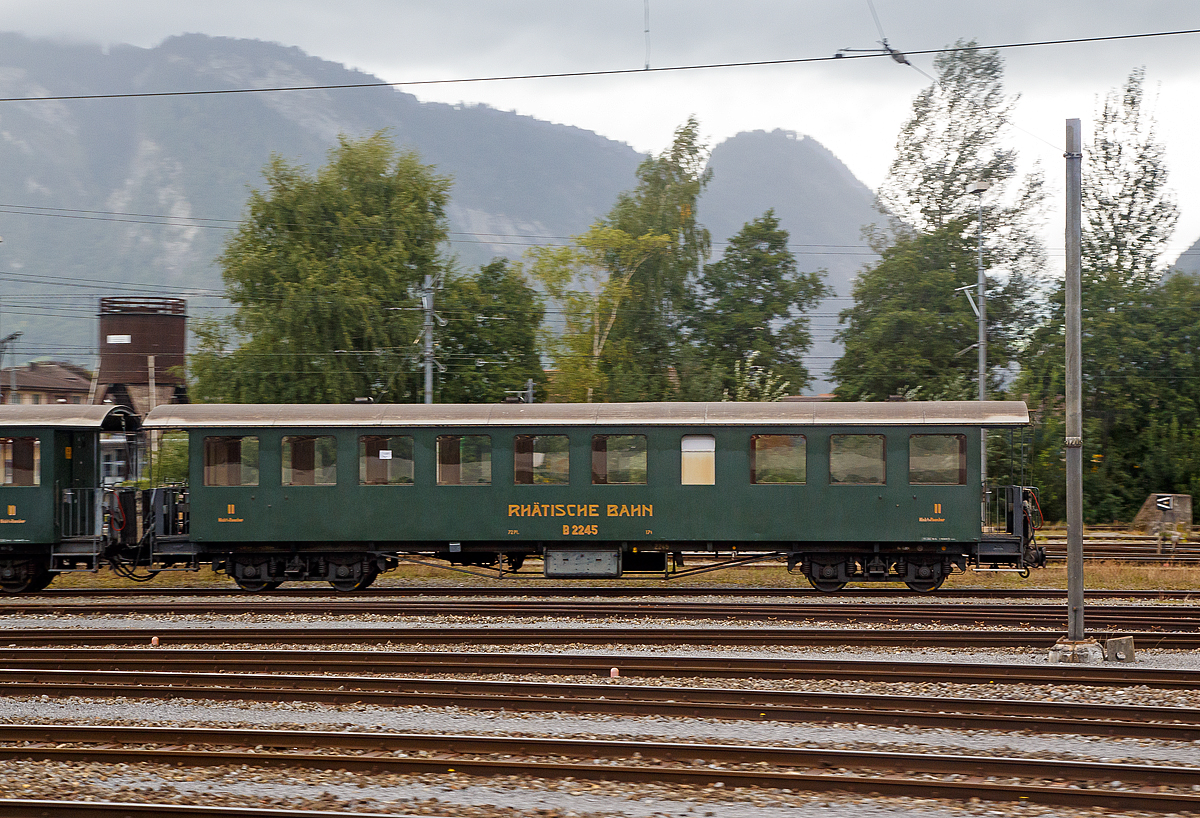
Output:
[
  {"xmin": 830, "ymin": 434, "xmax": 886, "ymax": 485},
  {"xmin": 437, "ymin": 435, "xmax": 491, "ymax": 485},
  {"xmin": 680, "ymin": 435, "xmax": 715, "ymax": 485},
  {"xmin": 592, "ymin": 435, "xmax": 647, "ymax": 485},
  {"xmin": 203, "ymin": 436, "xmax": 259, "ymax": 487},
  {"xmin": 1, "ymin": 437, "xmax": 39, "ymax": 486},
  {"xmin": 514, "ymin": 435, "xmax": 570, "ymax": 485},
  {"xmin": 359, "ymin": 435, "xmax": 414, "ymax": 485},
  {"xmin": 751, "ymin": 435, "xmax": 806, "ymax": 484},
  {"xmin": 910, "ymin": 434, "xmax": 967, "ymax": 485},
  {"xmin": 282, "ymin": 435, "xmax": 338, "ymax": 486}
]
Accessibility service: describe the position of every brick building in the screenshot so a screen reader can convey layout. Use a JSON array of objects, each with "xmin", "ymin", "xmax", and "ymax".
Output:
[{"xmin": 0, "ymin": 361, "xmax": 93, "ymax": 405}]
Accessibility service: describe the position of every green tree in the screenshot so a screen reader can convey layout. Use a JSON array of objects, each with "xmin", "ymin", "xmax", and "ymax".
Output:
[
  {"xmin": 1083, "ymin": 68, "xmax": 1179, "ymax": 296},
  {"xmin": 875, "ymin": 40, "xmax": 1045, "ymax": 357},
  {"xmin": 1016, "ymin": 69, "xmax": 1185, "ymax": 522},
  {"xmin": 600, "ymin": 118, "xmax": 712, "ymax": 400},
  {"xmin": 436, "ymin": 259, "xmax": 546, "ymax": 403},
  {"xmin": 687, "ymin": 210, "xmax": 828, "ymax": 391},
  {"xmin": 191, "ymin": 132, "xmax": 450, "ymax": 403},
  {"xmin": 831, "ymin": 222, "xmax": 1018, "ymax": 401},
  {"xmin": 528, "ymin": 225, "xmax": 670, "ymax": 402},
  {"xmin": 722, "ymin": 351, "xmax": 791, "ymax": 402}
]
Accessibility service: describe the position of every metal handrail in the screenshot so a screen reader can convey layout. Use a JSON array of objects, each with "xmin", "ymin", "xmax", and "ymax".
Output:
[{"xmin": 58, "ymin": 487, "xmax": 105, "ymax": 538}]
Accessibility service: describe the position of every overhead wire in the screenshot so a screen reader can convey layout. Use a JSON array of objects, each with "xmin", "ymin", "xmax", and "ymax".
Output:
[
  {"xmin": 0, "ymin": 28, "xmax": 1196, "ymax": 104},
  {"xmin": 0, "ymin": 202, "xmax": 889, "ymax": 255},
  {"xmin": 2, "ymin": 203, "xmax": 1189, "ymax": 257},
  {"xmin": 0, "ymin": 23, "xmax": 1192, "ymax": 383}
]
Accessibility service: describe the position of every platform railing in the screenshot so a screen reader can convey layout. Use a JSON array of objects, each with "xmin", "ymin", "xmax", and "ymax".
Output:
[
  {"xmin": 58, "ymin": 487, "xmax": 104, "ymax": 539},
  {"xmin": 984, "ymin": 485, "xmax": 1030, "ymax": 538}
]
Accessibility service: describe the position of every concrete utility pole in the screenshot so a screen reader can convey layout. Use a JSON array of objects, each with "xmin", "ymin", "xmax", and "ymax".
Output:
[
  {"xmin": 644, "ymin": 0, "xmax": 651, "ymax": 70},
  {"xmin": 1051, "ymin": 118, "xmax": 1101, "ymax": 663},
  {"xmin": 968, "ymin": 180, "xmax": 991, "ymax": 525},
  {"xmin": 422, "ymin": 275, "xmax": 434, "ymax": 406},
  {"xmin": 7, "ymin": 336, "xmax": 14, "ymax": 405},
  {"xmin": 0, "ymin": 331, "xmax": 21, "ymax": 404}
]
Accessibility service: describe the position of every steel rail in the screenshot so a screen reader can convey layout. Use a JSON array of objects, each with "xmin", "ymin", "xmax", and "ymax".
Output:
[
  {"xmin": 5, "ymin": 599, "xmax": 1200, "ymax": 631},
  {"xmin": 26, "ymin": 586, "xmax": 1200, "ymax": 600},
  {"xmin": 2, "ymin": 625, "xmax": 1197, "ymax": 648},
  {"xmin": 1, "ymin": 647, "xmax": 1196, "ymax": 688},
  {"xmin": 0, "ymin": 725, "xmax": 1198, "ymax": 812},
  {"xmin": 0, "ymin": 802, "xmax": 429, "ymax": 818},
  {"xmin": 2, "ymin": 667, "xmax": 1199, "ymax": 740}
]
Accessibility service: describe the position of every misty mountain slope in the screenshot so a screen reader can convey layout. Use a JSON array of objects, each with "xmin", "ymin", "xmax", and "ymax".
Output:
[
  {"xmin": 0, "ymin": 34, "xmax": 879, "ymax": 394},
  {"xmin": 700, "ymin": 129, "xmax": 882, "ymax": 390},
  {"xmin": 0, "ymin": 32, "xmax": 646, "ymax": 356},
  {"xmin": 1173, "ymin": 235, "xmax": 1200, "ymax": 276}
]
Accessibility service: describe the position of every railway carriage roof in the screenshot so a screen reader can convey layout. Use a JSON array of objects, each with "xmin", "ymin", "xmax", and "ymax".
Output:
[
  {"xmin": 0, "ymin": 404, "xmax": 140, "ymax": 430},
  {"xmin": 142, "ymin": 401, "xmax": 1029, "ymax": 429}
]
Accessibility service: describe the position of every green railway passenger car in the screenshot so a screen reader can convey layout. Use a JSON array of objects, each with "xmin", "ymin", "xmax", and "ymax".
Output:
[
  {"xmin": 141, "ymin": 401, "xmax": 1042, "ymax": 593},
  {"xmin": 0, "ymin": 405, "xmax": 140, "ymax": 592}
]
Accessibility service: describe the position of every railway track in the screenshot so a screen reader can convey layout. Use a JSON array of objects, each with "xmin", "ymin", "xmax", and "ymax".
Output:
[
  {"xmin": 2, "ymin": 646, "xmax": 1195, "ymax": 688},
  {"xmin": 0, "ymin": 803, "xmax": 388, "ymax": 817},
  {"xmin": 6, "ymin": 598, "xmax": 1200, "ymax": 631},
  {"xmin": 0, "ymin": 723, "xmax": 1198, "ymax": 813},
  {"xmin": 4, "ymin": 665, "xmax": 1200, "ymax": 740},
  {"xmin": 2, "ymin": 624, "xmax": 1198, "ymax": 648},
  {"xmin": 1040, "ymin": 531, "xmax": 1200, "ymax": 563},
  {"xmin": 6, "ymin": 649, "xmax": 1200, "ymax": 814},
  {"xmin": 24, "ymin": 585, "xmax": 1200, "ymax": 600}
]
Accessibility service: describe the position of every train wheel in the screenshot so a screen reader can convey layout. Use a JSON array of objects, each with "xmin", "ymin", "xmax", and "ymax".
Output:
[
  {"xmin": 0, "ymin": 560, "xmax": 51, "ymax": 594},
  {"xmin": 23, "ymin": 571, "xmax": 56, "ymax": 593},
  {"xmin": 905, "ymin": 575, "xmax": 947, "ymax": 594},
  {"xmin": 233, "ymin": 577, "xmax": 276, "ymax": 593},
  {"xmin": 0, "ymin": 573, "xmax": 52, "ymax": 593},
  {"xmin": 807, "ymin": 577, "xmax": 847, "ymax": 593},
  {"xmin": 230, "ymin": 556, "xmax": 279, "ymax": 593},
  {"xmin": 329, "ymin": 565, "xmax": 377, "ymax": 593},
  {"xmin": 807, "ymin": 559, "xmax": 847, "ymax": 593}
]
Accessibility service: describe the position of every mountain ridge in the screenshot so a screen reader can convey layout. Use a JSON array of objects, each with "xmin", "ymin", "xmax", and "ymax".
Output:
[{"xmin": 0, "ymin": 32, "xmax": 877, "ymax": 391}]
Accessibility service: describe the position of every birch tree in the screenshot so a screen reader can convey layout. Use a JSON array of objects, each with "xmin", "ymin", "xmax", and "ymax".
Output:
[{"xmin": 528, "ymin": 225, "xmax": 669, "ymax": 402}]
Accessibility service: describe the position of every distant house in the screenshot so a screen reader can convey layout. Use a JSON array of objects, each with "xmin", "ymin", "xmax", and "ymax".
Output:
[
  {"xmin": 0, "ymin": 361, "xmax": 94, "ymax": 405},
  {"xmin": 781, "ymin": 394, "xmax": 835, "ymax": 402}
]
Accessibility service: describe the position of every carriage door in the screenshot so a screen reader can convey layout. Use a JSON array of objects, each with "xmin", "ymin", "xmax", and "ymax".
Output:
[{"xmin": 57, "ymin": 431, "xmax": 98, "ymax": 537}]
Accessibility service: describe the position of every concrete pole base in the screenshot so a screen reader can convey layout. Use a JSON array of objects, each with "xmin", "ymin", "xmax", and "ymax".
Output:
[{"xmin": 1048, "ymin": 639, "xmax": 1104, "ymax": 664}]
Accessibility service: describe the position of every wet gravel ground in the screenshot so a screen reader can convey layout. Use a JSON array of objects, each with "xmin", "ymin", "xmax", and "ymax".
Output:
[{"xmin": 6, "ymin": 631, "xmax": 1200, "ymax": 671}]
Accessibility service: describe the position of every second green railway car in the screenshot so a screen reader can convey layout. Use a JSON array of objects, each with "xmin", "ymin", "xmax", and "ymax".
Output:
[{"xmin": 141, "ymin": 401, "xmax": 1041, "ymax": 593}]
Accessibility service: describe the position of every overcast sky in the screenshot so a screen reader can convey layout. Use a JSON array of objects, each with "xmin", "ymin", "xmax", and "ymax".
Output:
[{"xmin": 5, "ymin": 0, "xmax": 1200, "ymax": 261}]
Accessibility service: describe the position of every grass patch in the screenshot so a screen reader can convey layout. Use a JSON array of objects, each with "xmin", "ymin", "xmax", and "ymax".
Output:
[
  {"xmin": 947, "ymin": 560, "xmax": 1200, "ymax": 591},
  {"xmin": 41, "ymin": 557, "xmax": 1200, "ymax": 593}
]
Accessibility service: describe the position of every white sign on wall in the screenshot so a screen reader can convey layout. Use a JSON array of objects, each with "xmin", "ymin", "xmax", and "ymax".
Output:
[{"xmin": 106, "ymin": 335, "xmax": 132, "ymax": 344}]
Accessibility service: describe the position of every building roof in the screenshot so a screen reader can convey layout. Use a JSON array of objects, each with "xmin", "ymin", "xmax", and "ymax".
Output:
[
  {"xmin": 143, "ymin": 400, "xmax": 1030, "ymax": 430},
  {"xmin": 0, "ymin": 362, "xmax": 93, "ymax": 393},
  {"xmin": 0, "ymin": 404, "xmax": 140, "ymax": 431}
]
